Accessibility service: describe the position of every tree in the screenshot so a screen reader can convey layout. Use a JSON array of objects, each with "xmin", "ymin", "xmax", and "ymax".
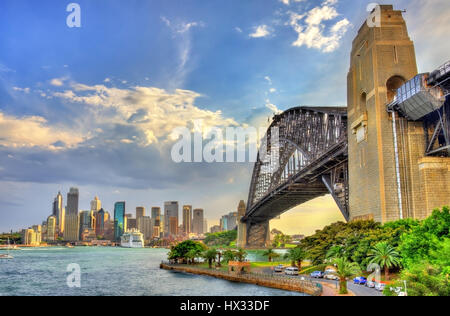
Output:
[
  {"xmin": 204, "ymin": 230, "xmax": 238, "ymax": 247},
  {"xmin": 168, "ymin": 240, "xmax": 206, "ymax": 263},
  {"xmin": 284, "ymin": 247, "xmax": 308, "ymax": 270},
  {"xmin": 262, "ymin": 248, "xmax": 280, "ymax": 262},
  {"xmin": 186, "ymin": 248, "xmax": 202, "ymax": 264},
  {"xmin": 235, "ymin": 248, "xmax": 248, "ymax": 262},
  {"xmin": 368, "ymin": 242, "xmax": 401, "ymax": 280},
  {"xmin": 216, "ymin": 249, "xmax": 223, "ymax": 267},
  {"xmin": 326, "ymin": 245, "xmax": 346, "ymax": 261},
  {"xmin": 202, "ymin": 248, "xmax": 218, "ymax": 268},
  {"xmin": 333, "ymin": 258, "xmax": 361, "ymax": 295},
  {"xmin": 223, "ymin": 250, "xmax": 236, "ymax": 263}
]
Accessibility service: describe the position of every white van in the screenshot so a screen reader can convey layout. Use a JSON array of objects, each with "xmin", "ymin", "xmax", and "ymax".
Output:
[{"xmin": 285, "ymin": 267, "xmax": 299, "ymax": 276}]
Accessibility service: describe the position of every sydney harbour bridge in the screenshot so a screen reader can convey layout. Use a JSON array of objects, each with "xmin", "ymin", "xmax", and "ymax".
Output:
[{"xmin": 240, "ymin": 5, "xmax": 450, "ymax": 248}]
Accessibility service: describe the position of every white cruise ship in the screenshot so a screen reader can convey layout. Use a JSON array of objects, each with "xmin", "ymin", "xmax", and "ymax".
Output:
[{"xmin": 120, "ymin": 229, "xmax": 145, "ymax": 248}]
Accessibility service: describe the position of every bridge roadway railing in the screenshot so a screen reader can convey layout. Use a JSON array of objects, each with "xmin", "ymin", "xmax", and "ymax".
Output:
[{"xmin": 160, "ymin": 261, "xmax": 323, "ymax": 296}]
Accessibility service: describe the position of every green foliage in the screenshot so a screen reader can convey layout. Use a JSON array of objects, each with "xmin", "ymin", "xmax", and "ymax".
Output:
[
  {"xmin": 284, "ymin": 247, "xmax": 308, "ymax": 269},
  {"xmin": 333, "ymin": 258, "xmax": 361, "ymax": 294},
  {"xmin": 368, "ymin": 242, "xmax": 401, "ymax": 279},
  {"xmin": 204, "ymin": 230, "xmax": 237, "ymax": 247},
  {"xmin": 202, "ymin": 248, "xmax": 218, "ymax": 268},
  {"xmin": 262, "ymin": 248, "xmax": 280, "ymax": 262},
  {"xmin": 399, "ymin": 207, "xmax": 450, "ymax": 268},
  {"xmin": 235, "ymin": 248, "xmax": 248, "ymax": 262},
  {"xmin": 223, "ymin": 249, "xmax": 237, "ymax": 263},
  {"xmin": 273, "ymin": 233, "xmax": 292, "ymax": 248},
  {"xmin": 168, "ymin": 240, "xmax": 206, "ymax": 261}
]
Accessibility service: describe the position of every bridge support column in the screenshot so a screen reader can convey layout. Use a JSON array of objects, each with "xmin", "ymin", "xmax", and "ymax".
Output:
[{"xmin": 245, "ymin": 221, "xmax": 270, "ymax": 248}]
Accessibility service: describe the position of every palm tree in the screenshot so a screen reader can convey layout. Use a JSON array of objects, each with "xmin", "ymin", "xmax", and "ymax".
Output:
[
  {"xmin": 263, "ymin": 248, "xmax": 280, "ymax": 262},
  {"xmin": 333, "ymin": 258, "xmax": 361, "ymax": 294},
  {"xmin": 223, "ymin": 250, "xmax": 236, "ymax": 263},
  {"xmin": 235, "ymin": 248, "xmax": 248, "ymax": 262},
  {"xmin": 284, "ymin": 247, "xmax": 308, "ymax": 270},
  {"xmin": 368, "ymin": 242, "xmax": 401, "ymax": 280},
  {"xmin": 216, "ymin": 249, "xmax": 223, "ymax": 267},
  {"xmin": 202, "ymin": 248, "xmax": 218, "ymax": 269},
  {"xmin": 326, "ymin": 245, "xmax": 346, "ymax": 260},
  {"xmin": 186, "ymin": 249, "xmax": 202, "ymax": 264}
]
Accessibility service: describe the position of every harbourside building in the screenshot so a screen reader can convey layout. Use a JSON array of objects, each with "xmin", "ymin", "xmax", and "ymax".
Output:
[
  {"xmin": 182, "ymin": 205, "xmax": 192, "ymax": 235},
  {"xmin": 64, "ymin": 188, "xmax": 80, "ymax": 242},
  {"xmin": 192, "ymin": 208, "xmax": 204, "ymax": 235},
  {"xmin": 46, "ymin": 215, "xmax": 57, "ymax": 242},
  {"xmin": 164, "ymin": 202, "xmax": 179, "ymax": 237},
  {"xmin": 114, "ymin": 201, "xmax": 126, "ymax": 241}
]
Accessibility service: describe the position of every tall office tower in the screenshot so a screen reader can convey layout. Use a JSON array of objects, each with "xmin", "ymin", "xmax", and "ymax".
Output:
[
  {"xmin": 136, "ymin": 207, "xmax": 145, "ymax": 219},
  {"xmin": 79, "ymin": 211, "xmax": 96, "ymax": 237},
  {"xmin": 151, "ymin": 207, "xmax": 161, "ymax": 230},
  {"xmin": 203, "ymin": 219, "xmax": 208, "ymax": 235},
  {"xmin": 192, "ymin": 209, "xmax": 204, "ymax": 235},
  {"xmin": 95, "ymin": 208, "xmax": 109, "ymax": 237},
  {"xmin": 138, "ymin": 216, "xmax": 152, "ymax": 241},
  {"xmin": 236, "ymin": 200, "xmax": 247, "ymax": 248},
  {"xmin": 164, "ymin": 202, "xmax": 179, "ymax": 236},
  {"xmin": 46, "ymin": 215, "xmax": 57, "ymax": 242},
  {"xmin": 64, "ymin": 188, "xmax": 80, "ymax": 241},
  {"xmin": 90, "ymin": 196, "xmax": 102, "ymax": 212},
  {"xmin": 169, "ymin": 217, "xmax": 178, "ymax": 236},
  {"xmin": 182, "ymin": 205, "xmax": 192, "ymax": 234},
  {"xmin": 127, "ymin": 218, "xmax": 137, "ymax": 230},
  {"xmin": 114, "ymin": 202, "xmax": 126, "ymax": 241},
  {"xmin": 52, "ymin": 191, "xmax": 65, "ymax": 234}
]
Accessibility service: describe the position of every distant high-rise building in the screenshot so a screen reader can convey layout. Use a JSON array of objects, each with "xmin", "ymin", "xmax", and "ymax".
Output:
[
  {"xmin": 164, "ymin": 202, "xmax": 179, "ymax": 236},
  {"xmin": 192, "ymin": 209, "xmax": 204, "ymax": 235},
  {"xmin": 169, "ymin": 217, "xmax": 178, "ymax": 237},
  {"xmin": 136, "ymin": 207, "xmax": 145, "ymax": 219},
  {"xmin": 237, "ymin": 200, "xmax": 247, "ymax": 248},
  {"xmin": 220, "ymin": 212, "xmax": 238, "ymax": 232},
  {"xmin": 151, "ymin": 207, "xmax": 161, "ymax": 231},
  {"xmin": 203, "ymin": 219, "xmax": 208, "ymax": 234},
  {"xmin": 182, "ymin": 205, "xmax": 192, "ymax": 234},
  {"xmin": 210, "ymin": 225, "xmax": 221, "ymax": 234},
  {"xmin": 52, "ymin": 191, "xmax": 65, "ymax": 234},
  {"xmin": 114, "ymin": 202, "xmax": 126, "ymax": 241},
  {"xmin": 79, "ymin": 211, "xmax": 96, "ymax": 238},
  {"xmin": 46, "ymin": 216, "xmax": 57, "ymax": 242},
  {"xmin": 138, "ymin": 216, "xmax": 152, "ymax": 241},
  {"xmin": 127, "ymin": 218, "xmax": 137, "ymax": 230},
  {"xmin": 90, "ymin": 196, "xmax": 102, "ymax": 212},
  {"xmin": 22, "ymin": 228, "xmax": 40, "ymax": 246},
  {"xmin": 64, "ymin": 188, "xmax": 80, "ymax": 241}
]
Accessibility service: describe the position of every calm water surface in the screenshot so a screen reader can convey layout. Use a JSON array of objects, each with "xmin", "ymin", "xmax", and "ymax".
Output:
[{"xmin": 0, "ymin": 247, "xmax": 303, "ymax": 296}]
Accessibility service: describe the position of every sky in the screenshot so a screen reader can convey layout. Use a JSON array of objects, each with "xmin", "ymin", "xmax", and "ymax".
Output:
[{"xmin": 0, "ymin": 0, "xmax": 449, "ymax": 235}]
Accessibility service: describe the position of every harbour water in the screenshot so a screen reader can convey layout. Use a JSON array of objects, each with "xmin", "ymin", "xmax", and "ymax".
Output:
[{"xmin": 0, "ymin": 247, "xmax": 303, "ymax": 296}]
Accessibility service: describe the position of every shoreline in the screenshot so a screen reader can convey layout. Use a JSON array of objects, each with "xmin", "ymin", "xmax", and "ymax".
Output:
[{"xmin": 160, "ymin": 263, "xmax": 322, "ymax": 296}]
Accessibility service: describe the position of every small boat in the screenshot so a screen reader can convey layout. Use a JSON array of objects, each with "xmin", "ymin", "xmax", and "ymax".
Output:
[
  {"xmin": 0, "ymin": 239, "xmax": 14, "ymax": 259},
  {"xmin": 65, "ymin": 243, "xmax": 74, "ymax": 248}
]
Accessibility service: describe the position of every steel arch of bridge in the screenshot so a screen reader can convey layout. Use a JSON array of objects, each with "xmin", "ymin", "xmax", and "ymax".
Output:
[{"xmin": 242, "ymin": 107, "xmax": 349, "ymax": 244}]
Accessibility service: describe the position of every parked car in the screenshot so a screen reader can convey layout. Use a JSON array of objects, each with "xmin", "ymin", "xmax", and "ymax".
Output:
[
  {"xmin": 285, "ymin": 267, "xmax": 299, "ymax": 276},
  {"xmin": 310, "ymin": 271, "xmax": 324, "ymax": 278},
  {"xmin": 274, "ymin": 264, "xmax": 285, "ymax": 273},
  {"xmin": 353, "ymin": 277, "xmax": 367, "ymax": 285},
  {"xmin": 366, "ymin": 280, "xmax": 376, "ymax": 288},
  {"xmin": 323, "ymin": 272, "xmax": 339, "ymax": 281},
  {"xmin": 375, "ymin": 283, "xmax": 386, "ymax": 292}
]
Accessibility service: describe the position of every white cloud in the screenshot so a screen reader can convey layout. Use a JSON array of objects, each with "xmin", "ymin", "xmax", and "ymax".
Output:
[
  {"xmin": 287, "ymin": 0, "xmax": 351, "ymax": 53},
  {"xmin": 0, "ymin": 112, "xmax": 83, "ymax": 150},
  {"xmin": 51, "ymin": 82, "xmax": 239, "ymax": 146},
  {"xmin": 269, "ymin": 88, "xmax": 277, "ymax": 93},
  {"xmin": 161, "ymin": 16, "xmax": 204, "ymax": 34},
  {"xmin": 235, "ymin": 27, "xmax": 243, "ymax": 33},
  {"xmin": 249, "ymin": 25, "xmax": 272, "ymax": 38},
  {"xmin": 280, "ymin": 0, "xmax": 305, "ymax": 5},
  {"xmin": 265, "ymin": 99, "xmax": 282, "ymax": 114},
  {"xmin": 264, "ymin": 76, "xmax": 273, "ymax": 85},
  {"xmin": 50, "ymin": 78, "xmax": 65, "ymax": 87},
  {"xmin": 12, "ymin": 87, "xmax": 30, "ymax": 94},
  {"xmin": 104, "ymin": 78, "xmax": 111, "ymax": 83}
]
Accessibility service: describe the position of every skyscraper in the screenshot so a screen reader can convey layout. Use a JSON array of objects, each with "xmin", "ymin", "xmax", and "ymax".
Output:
[
  {"xmin": 46, "ymin": 215, "xmax": 57, "ymax": 242},
  {"xmin": 136, "ymin": 207, "xmax": 145, "ymax": 219},
  {"xmin": 192, "ymin": 208, "xmax": 204, "ymax": 235},
  {"xmin": 114, "ymin": 202, "xmax": 126, "ymax": 241},
  {"xmin": 164, "ymin": 202, "xmax": 179, "ymax": 236},
  {"xmin": 52, "ymin": 192, "xmax": 65, "ymax": 234},
  {"xmin": 182, "ymin": 205, "xmax": 192, "ymax": 234},
  {"xmin": 90, "ymin": 196, "xmax": 102, "ymax": 212},
  {"xmin": 95, "ymin": 208, "xmax": 109, "ymax": 237},
  {"xmin": 64, "ymin": 188, "xmax": 80, "ymax": 241},
  {"xmin": 79, "ymin": 211, "xmax": 96, "ymax": 238}
]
